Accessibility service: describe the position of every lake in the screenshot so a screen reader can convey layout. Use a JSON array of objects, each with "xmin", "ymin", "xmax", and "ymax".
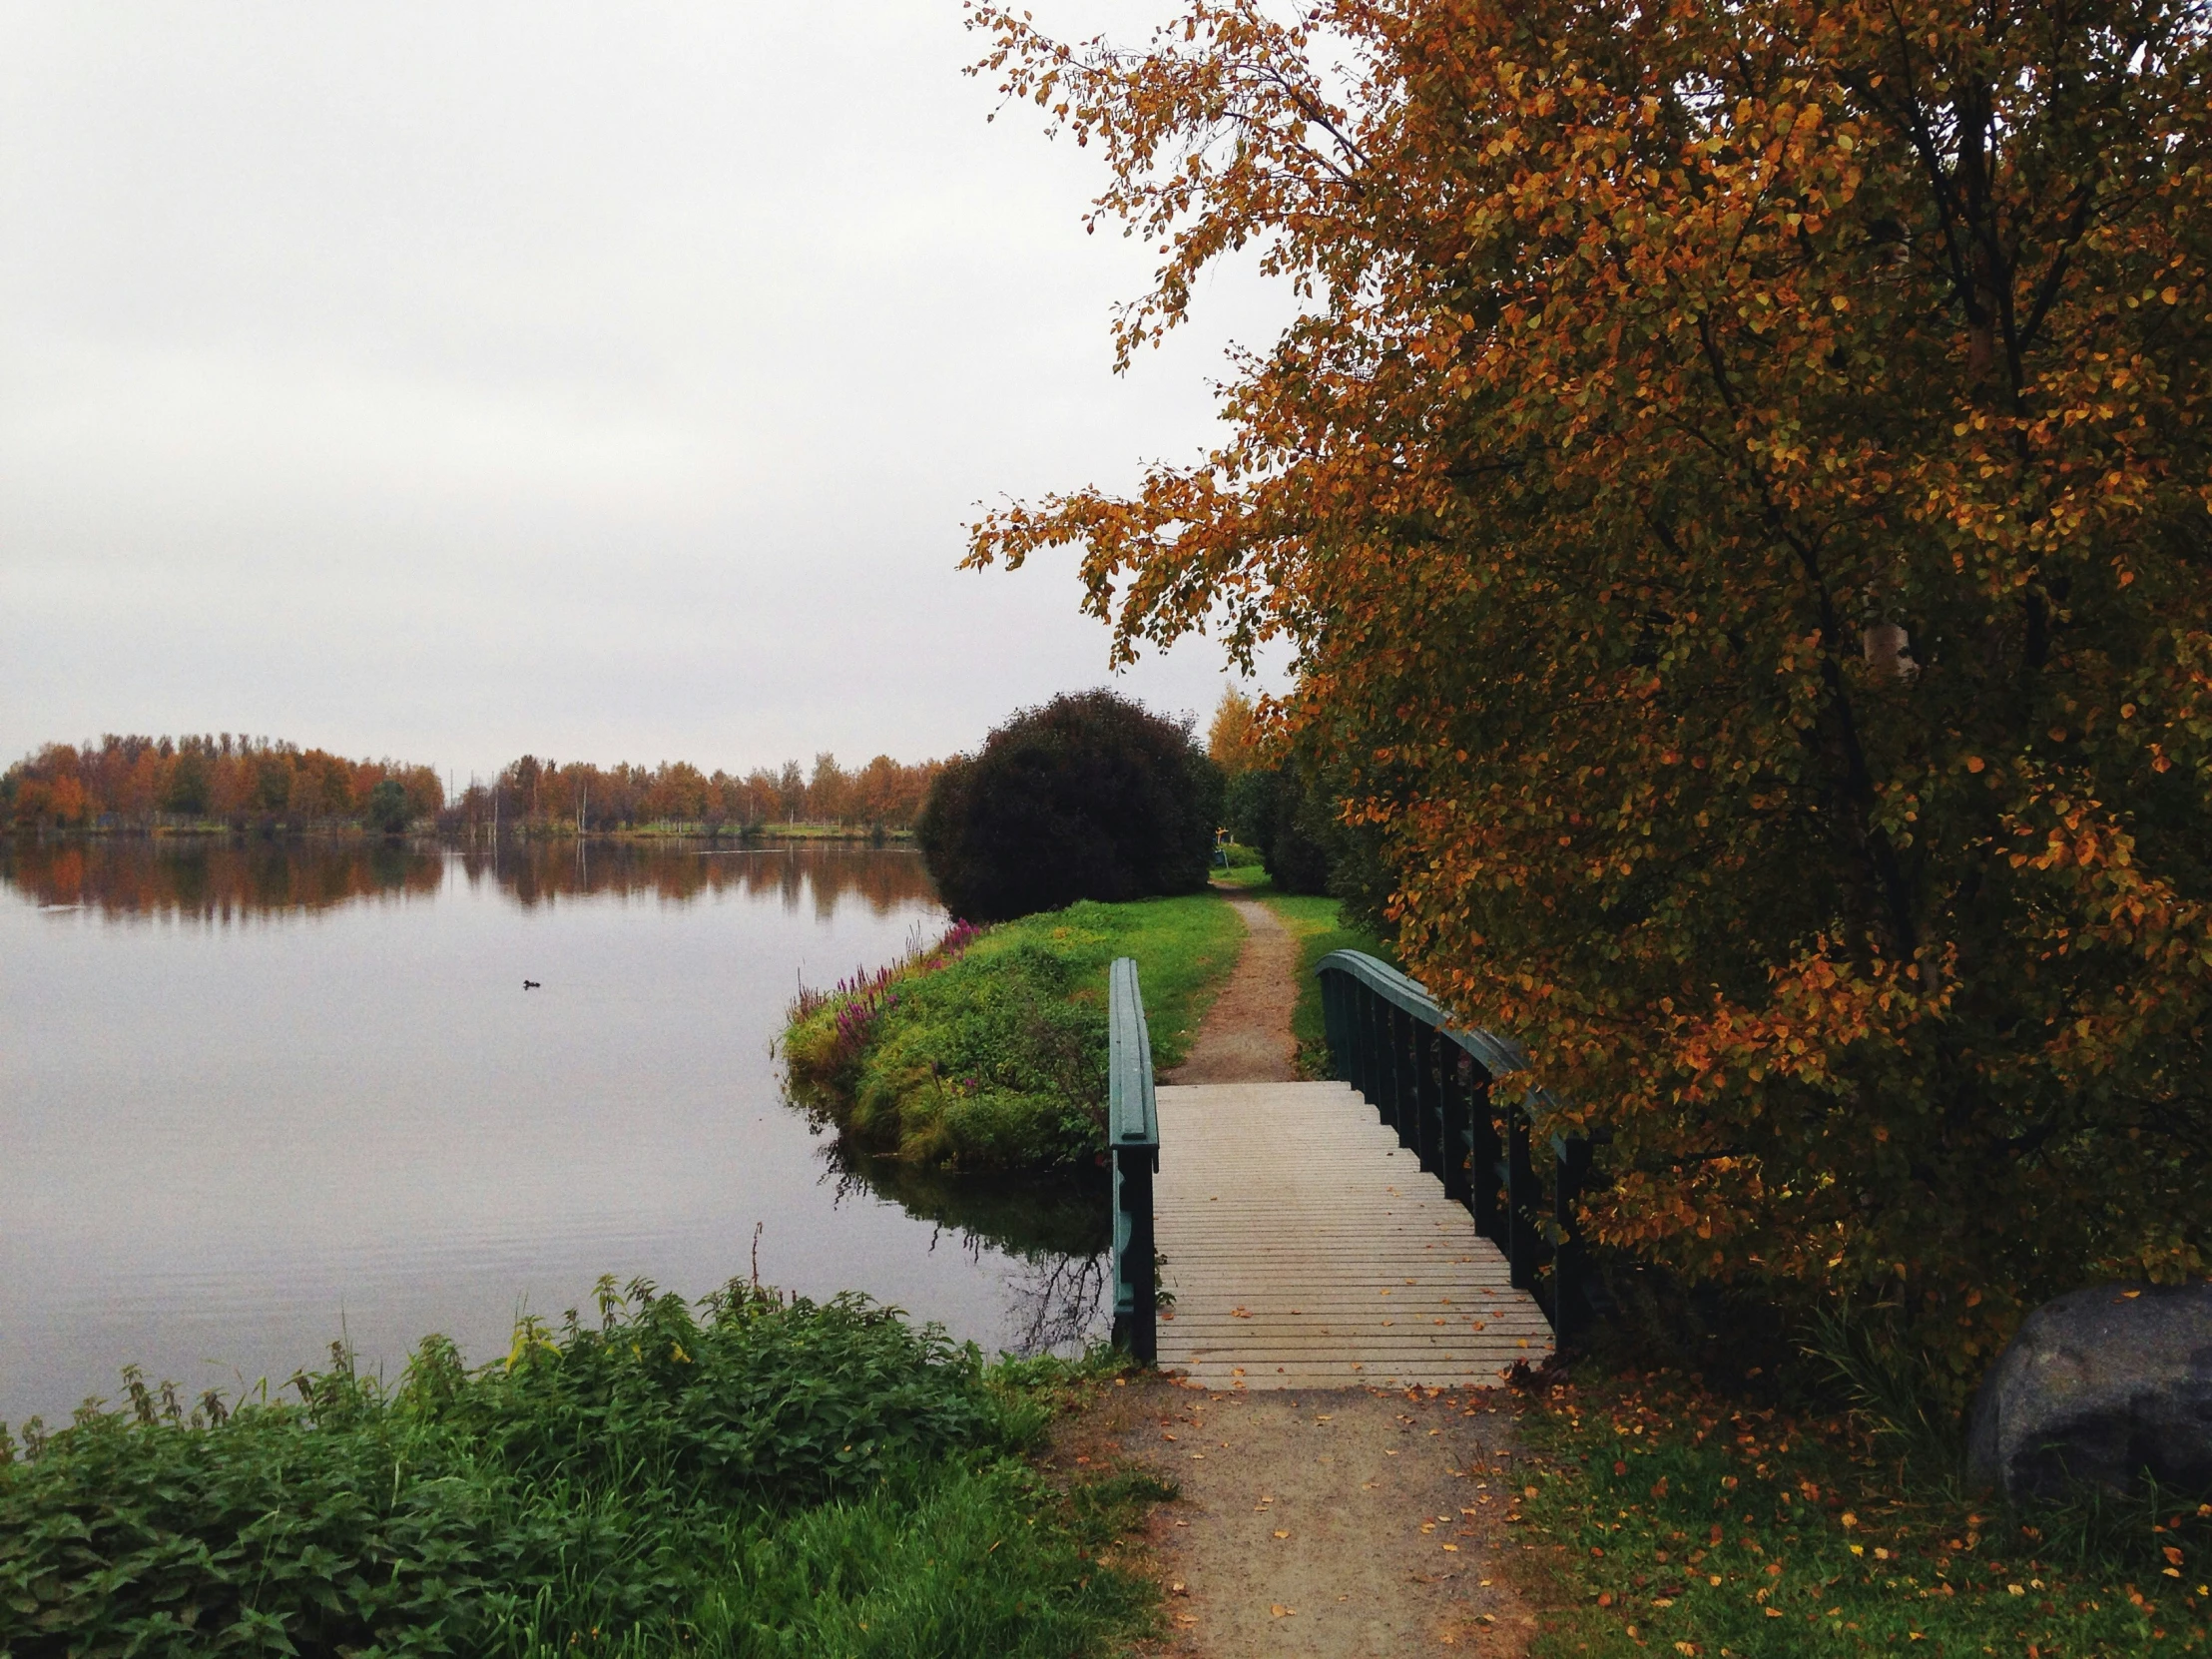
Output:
[{"xmin": 0, "ymin": 837, "xmax": 1108, "ymax": 1428}]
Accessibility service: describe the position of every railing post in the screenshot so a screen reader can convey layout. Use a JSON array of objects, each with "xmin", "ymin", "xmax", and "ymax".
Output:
[
  {"xmin": 1321, "ymin": 967, "xmax": 1348, "ymax": 1079},
  {"xmin": 1505, "ymin": 1099, "xmax": 1537, "ymax": 1291},
  {"xmin": 1115, "ymin": 1142, "xmax": 1156, "ymax": 1361},
  {"xmin": 1380, "ymin": 1008, "xmax": 1415, "ymax": 1150},
  {"xmin": 1439, "ymin": 1044, "xmax": 1470, "ymax": 1204},
  {"xmin": 1470, "ymin": 1069, "xmax": 1501, "ymax": 1240},
  {"xmin": 1108, "ymin": 957, "xmax": 1160, "ymax": 1364},
  {"xmin": 1551, "ymin": 1132, "xmax": 1589, "ymax": 1343},
  {"xmin": 1345, "ymin": 973, "xmax": 1363, "ymax": 1106},
  {"xmin": 1414, "ymin": 1023, "xmax": 1444, "ymax": 1179}
]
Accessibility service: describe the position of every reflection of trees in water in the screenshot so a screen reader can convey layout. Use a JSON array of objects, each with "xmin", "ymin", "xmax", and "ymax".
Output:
[
  {"xmin": 999, "ymin": 1253, "xmax": 1110, "ymax": 1358},
  {"xmin": 825, "ymin": 1145, "xmax": 1111, "ymax": 1357},
  {"xmin": 0, "ymin": 838, "xmax": 443, "ymax": 920},
  {"xmin": 469, "ymin": 841, "xmax": 935, "ymax": 915},
  {"xmin": 0, "ymin": 838, "xmax": 939, "ymax": 921}
]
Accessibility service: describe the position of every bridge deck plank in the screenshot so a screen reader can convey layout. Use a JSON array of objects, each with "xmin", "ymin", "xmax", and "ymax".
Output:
[{"xmin": 1151, "ymin": 1081, "xmax": 1552, "ymax": 1389}]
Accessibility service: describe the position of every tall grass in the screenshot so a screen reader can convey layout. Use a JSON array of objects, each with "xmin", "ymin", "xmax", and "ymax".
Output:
[{"xmin": 0, "ymin": 1280, "xmax": 1158, "ymax": 1658}]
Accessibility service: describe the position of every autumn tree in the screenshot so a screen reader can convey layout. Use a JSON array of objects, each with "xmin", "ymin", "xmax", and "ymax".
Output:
[
  {"xmin": 1206, "ymin": 687, "xmax": 1263, "ymax": 775},
  {"xmin": 967, "ymin": 0, "xmax": 2212, "ymax": 1389}
]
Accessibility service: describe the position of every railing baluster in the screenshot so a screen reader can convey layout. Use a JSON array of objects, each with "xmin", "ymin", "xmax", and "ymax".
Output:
[
  {"xmin": 1505, "ymin": 1101, "xmax": 1536, "ymax": 1291},
  {"xmin": 1470, "ymin": 1066, "xmax": 1500, "ymax": 1240},
  {"xmin": 1415, "ymin": 1022, "xmax": 1443, "ymax": 1178},
  {"xmin": 1438, "ymin": 1043, "xmax": 1469, "ymax": 1203}
]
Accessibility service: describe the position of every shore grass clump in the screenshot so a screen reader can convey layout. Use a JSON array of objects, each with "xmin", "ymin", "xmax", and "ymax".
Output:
[
  {"xmin": 784, "ymin": 894, "xmax": 1242, "ymax": 1169},
  {"xmin": 0, "ymin": 1279, "xmax": 1158, "ymax": 1658}
]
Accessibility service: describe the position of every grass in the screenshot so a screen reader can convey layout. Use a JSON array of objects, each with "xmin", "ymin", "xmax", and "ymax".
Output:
[
  {"xmin": 784, "ymin": 895, "xmax": 1244, "ymax": 1168},
  {"xmin": 1251, "ymin": 887, "xmax": 1394, "ymax": 1078},
  {"xmin": 1510, "ymin": 1369, "xmax": 2210, "ymax": 1658},
  {"xmin": 0, "ymin": 1281, "xmax": 1163, "ymax": 1659},
  {"xmin": 1208, "ymin": 841, "xmax": 1270, "ymax": 888}
]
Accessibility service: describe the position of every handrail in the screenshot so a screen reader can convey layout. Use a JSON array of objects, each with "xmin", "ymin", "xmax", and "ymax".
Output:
[
  {"xmin": 1314, "ymin": 949, "xmax": 1527, "ymax": 1081},
  {"xmin": 1316, "ymin": 949, "xmax": 1592, "ymax": 1339},
  {"xmin": 1107, "ymin": 956, "xmax": 1158, "ymax": 1362}
]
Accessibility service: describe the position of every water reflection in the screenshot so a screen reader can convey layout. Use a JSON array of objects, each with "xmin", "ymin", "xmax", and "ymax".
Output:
[
  {"xmin": 0, "ymin": 838, "xmax": 1112, "ymax": 1421},
  {"xmin": 826, "ymin": 1149, "xmax": 1111, "ymax": 1355},
  {"xmin": 0, "ymin": 836, "xmax": 936, "ymax": 922}
]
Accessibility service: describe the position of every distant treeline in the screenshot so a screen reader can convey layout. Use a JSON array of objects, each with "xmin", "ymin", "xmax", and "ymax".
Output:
[
  {"xmin": 456, "ymin": 752, "xmax": 943, "ymax": 835},
  {"xmin": 3, "ymin": 735, "xmax": 943, "ymax": 834}
]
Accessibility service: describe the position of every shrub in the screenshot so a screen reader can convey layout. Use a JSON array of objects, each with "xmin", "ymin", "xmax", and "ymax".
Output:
[
  {"xmin": 1223, "ymin": 767, "xmax": 1331, "ymax": 894},
  {"xmin": 0, "ymin": 1282, "xmax": 1156, "ymax": 1658},
  {"xmin": 916, "ymin": 691, "xmax": 1221, "ymax": 923},
  {"xmin": 790, "ymin": 939, "xmax": 1107, "ymax": 1168}
]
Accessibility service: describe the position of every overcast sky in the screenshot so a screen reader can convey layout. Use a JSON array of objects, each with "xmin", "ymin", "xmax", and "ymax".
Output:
[{"xmin": 0, "ymin": 3, "xmax": 1292, "ymax": 783}]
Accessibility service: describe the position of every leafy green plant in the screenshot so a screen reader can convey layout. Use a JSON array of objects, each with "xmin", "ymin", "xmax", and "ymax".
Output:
[{"xmin": 0, "ymin": 1281, "xmax": 1158, "ymax": 1658}]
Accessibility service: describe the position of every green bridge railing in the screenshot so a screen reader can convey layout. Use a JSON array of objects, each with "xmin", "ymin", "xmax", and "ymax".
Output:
[
  {"xmin": 1106, "ymin": 955, "xmax": 1159, "ymax": 1362},
  {"xmin": 1317, "ymin": 949, "xmax": 1592, "ymax": 1337}
]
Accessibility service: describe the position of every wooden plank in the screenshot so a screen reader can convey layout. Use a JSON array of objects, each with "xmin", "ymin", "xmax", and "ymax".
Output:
[{"xmin": 1148, "ymin": 1081, "xmax": 1552, "ymax": 1389}]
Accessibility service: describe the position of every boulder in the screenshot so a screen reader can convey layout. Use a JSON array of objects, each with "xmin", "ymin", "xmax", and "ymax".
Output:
[{"xmin": 1966, "ymin": 1281, "xmax": 2212, "ymax": 1504}]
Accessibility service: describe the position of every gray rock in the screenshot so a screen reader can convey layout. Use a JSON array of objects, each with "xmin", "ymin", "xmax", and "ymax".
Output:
[{"xmin": 1966, "ymin": 1282, "xmax": 2212, "ymax": 1504}]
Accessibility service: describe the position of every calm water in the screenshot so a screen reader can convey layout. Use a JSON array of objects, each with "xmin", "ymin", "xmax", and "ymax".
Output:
[{"xmin": 0, "ymin": 838, "xmax": 1107, "ymax": 1427}]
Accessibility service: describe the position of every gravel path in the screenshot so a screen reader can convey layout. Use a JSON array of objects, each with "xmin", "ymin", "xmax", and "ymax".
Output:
[
  {"xmin": 1164, "ymin": 895, "xmax": 1300, "ymax": 1084},
  {"xmin": 1063, "ymin": 1375, "xmax": 1537, "ymax": 1657}
]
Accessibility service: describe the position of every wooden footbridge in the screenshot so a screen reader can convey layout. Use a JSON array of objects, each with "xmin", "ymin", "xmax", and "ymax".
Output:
[{"xmin": 1107, "ymin": 953, "xmax": 1588, "ymax": 1389}]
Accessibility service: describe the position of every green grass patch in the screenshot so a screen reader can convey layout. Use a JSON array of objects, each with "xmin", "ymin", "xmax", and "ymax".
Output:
[
  {"xmin": 1254, "ymin": 890, "xmax": 1394, "ymax": 1078},
  {"xmin": 1208, "ymin": 842, "xmax": 1268, "ymax": 887},
  {"xmin": 784, "ymin": 896, "xmax": 1243, "ymax": 1168},
  {"xmin": 1513, "ymin": 1372, "xmax": 2209, "ymax": 1658},
  {"xmin": 0, "ymin": 1282, "xmax": 1161, "ymax": 1659}
]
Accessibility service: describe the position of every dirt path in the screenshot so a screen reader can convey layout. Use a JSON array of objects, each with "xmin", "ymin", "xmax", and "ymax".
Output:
[
  {"xmin": 1063, "ymin": 1375, "xmax": 1537, "ymax": 1657},
  {"xmin": 1089, "ymin": 886, "xmax": 1537, "ymax": 1654},
  {"xmin": 1165, "ymin": 894, "xmax": 1300, "ymax": 1084}
]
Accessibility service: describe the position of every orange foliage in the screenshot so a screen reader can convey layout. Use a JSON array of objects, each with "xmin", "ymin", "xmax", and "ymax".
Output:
[
  {"xmin": 3, "ymin": 736, "xmax": 442, "ymax": 831},
  {"xmin": 967, "ymin": 0, "xmax": 2212, "ymax": 1388}
]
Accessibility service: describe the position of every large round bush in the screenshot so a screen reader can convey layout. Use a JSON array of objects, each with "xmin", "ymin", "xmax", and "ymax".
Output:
[{"xmin": 917, "ymin": 691, "xmax": 1222, "ymax": 921}]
